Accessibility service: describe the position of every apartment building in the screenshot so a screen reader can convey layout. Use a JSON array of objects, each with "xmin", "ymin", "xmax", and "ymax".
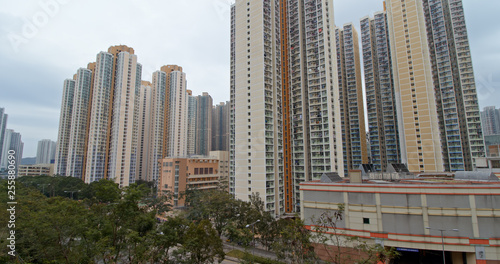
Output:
[
  {"xmin": 386, "ymin": 0, "xmax": 484, "ymax": 172},
  {"xmin": 55, "ymin": 78, "xmax": 75, "ymax": 175},
  {"xmin": 360, "ymin": 12, "xmax": 401, "ymax": 172},
  {"xmin": 336, "ymin": 23, "xmax": 368, "ymax": 174},
  {"xmin": 66, "ymin": 65, "xmax": 94, "ymax": 179}
]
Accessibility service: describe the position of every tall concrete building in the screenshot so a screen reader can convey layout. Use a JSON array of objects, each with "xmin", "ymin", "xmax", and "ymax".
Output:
[
  {"xmin": 55, "ymin": 78, "xmax": 76, "ymax": 175},
  {"xmin": 166, "ymin": 70, "xmax": 188, "ymax": 158},
  {"xmin": 160, "ymin": 65, "xmax": 183, "ymax": 160},
  {"xmin": 481, "ymin": 106, "xmax": 500, "ymax": 136},
  {"xmin": 66, "ymin": 65, "xmax": 94, "ymax": 179},
  {"xmin": 136, "ymin": 81, "xmax": 152, "ymax": 181},
  {"xmin": 386, "ymin": 0, "xmax": 484, "ymax": 172},
  {"xmin": 212, "ymin": 101, "xmax": 229, "ymax": 151},
  {"xmin": 336, "ymin": 24, "xmax": 368, "ymax": 174},
  {"xmin": 231, "ymin": 0, "xmax": 285, "ymax": 215},
  {"xmin": 187, "ymin": 90, "xmax": 198, "ymax": 156},
  {"xmin": 148, "ymin": 71, "xmax": 167, "ymax": 182},
  {"xmin": 196, "ymin": 92, "xmax": 213, "ymax": 156},
  {"xmin": 1, "ymin": 129, "xmax": 23, "ymax": 172},
  {"xmin": 231, "ymin": 0, "xmax": 341, "ymax": 214},
  {"xmin": 360, "ymin": 12, "xmax": 401, "ymax": 172},
  {"xmin": 0, "ymin": 108, "xmax": 7, "ymax": 165},
  {"xmin": 84, "ymin": 50, "xmax": 114, "ymax": 183},
  {"xmin": 36, "ymin": 139, "xmax": 56, "ymax": 164},
  {"xmin": 106, "ymin": 48, "xmax": 142, "ymax": 187}
]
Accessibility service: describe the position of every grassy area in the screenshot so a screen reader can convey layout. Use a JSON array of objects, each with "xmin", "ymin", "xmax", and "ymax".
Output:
[{"xmin": 226, "ymin": 249, "xmax": 286, "ymax": 264}]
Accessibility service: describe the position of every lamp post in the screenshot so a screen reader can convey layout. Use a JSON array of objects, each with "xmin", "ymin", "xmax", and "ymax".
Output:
[
  {"xmin": 425, "ymin": 227, "xmax": 458, "ymax": 264},
  {"xmin": 246, "ymin": 219, "xmax": 260, "ymax": 262}
]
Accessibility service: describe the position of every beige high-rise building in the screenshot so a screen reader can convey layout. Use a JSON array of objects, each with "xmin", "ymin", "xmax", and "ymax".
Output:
[
  {"xmin": 107, "ymin": 50, "xmax": 141, "ymax": 187},
  {"xmin": 386, "ymin": 0, "xmax": 484, "ymax": 172},
  {"xmin": 136, "ymin": 81, "xmax": 152, "ymax": 181},
  {"xmin": 231, "ymin": 0, "xmax": 284, "ymax": 215},
  {"xmin": 336, "ymin": 23, "xmax": 368, "ymax": 174},
  {"xmin": 66, "ymin": 65, "xmax": 94, "ymax": 179},
  {"xmin": 55, "ymin": 78, "xmax": 76, "ymax": 175},
  {"xmin": 84, "ymin": 45, "xmax": 142, "ymax": 186}
]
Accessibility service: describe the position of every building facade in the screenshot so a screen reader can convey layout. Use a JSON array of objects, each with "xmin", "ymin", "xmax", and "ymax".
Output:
[
  {"xmin": 336, "ymin": 23, "xmax": 368, "ymax": 174},
  {"xmin": 136, "ymin": 81, "xmax": 152, "ymax": 181},
  {"xmin": 481, "ymin": 106, "xmax": 500, "ymax": 136},
  {"xmin": 0, "ymin": 108, "xmax": 7, "ymax": 165},
  {"xmin": 386, "ymin": 0, "xmax": 484, "ymax": 172},
  {"xmin": 231, "ymin": 0, "xmax": 285, "ymax": 215},
  {"xmin": 231, "ymin": 0, "xmax": 343, "ymax": 214},
  {"xmin": 55, "ymin": 78, "xmax": 76, "ymax": 175},
  {"xmin": 159, "ymin": 157, "xmax": 220, "ymax": 207},
  {"xmin": 212, "ymin": 102, "xmax": 229, "ymax": 152},
  {"xmin": 196, "ymin": 92, "xmax": 213, "ymax": 156},
  {"xmin": 360, "ymin": 12, "xmax": 401, "ymax": 172},
  {"xmin": 36, "ymin": 139, "xmax": 56, "ymax": 165},
  {"xmin": 300, "ymin": 178, "xmax": 500, "ymax": 263},
  {"xmin": 66, "ymin": 65, "xmax": 94, "ymax": 179}
]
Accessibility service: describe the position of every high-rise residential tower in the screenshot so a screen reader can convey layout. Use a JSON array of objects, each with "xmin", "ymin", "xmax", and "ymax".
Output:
[
  {"xmin": 196, "ymin": 92, "xmax": 213, "ymax": 156},
  {"xmin": 231, "ymin": 0, "xmax": 285, "ymax": 215},
  {"xmin": 160, "ymin": 65, "xmax": 183, "ymax": 160},
  {"xmin": 386, "ymin": 0, "xmax": 484, "ymax": 172},
  {"xmin": 148, "ymin": 71, "xmax": 167, "ymax": 182},
  {"xmin": 106, "ymin": 49, "xmax": 141, "ymax": 187},
  {"xmin": 0, "ymin": 108, "xmax": 7, "ymax": 165},
  {"xmin": 336, "ymin": 24, "xmax": 368, "ymax": 174},
  {"xmin": 1, "ymin": 129, "xmax": 23, "ymax": 172},
  {"xmin": 55, "ymin": 78, "xmax": 76, "ymax": 175},
  {"xmin": 167, "ymin": 71, "xmax": 188, "ymax": 158},
  {"xmin": 481, "ymin": 106, "xmax": 500, "ymax": 136},
  {"xmin": 231, "ymin": 0, "xmax": 341, "ymax": 214},
  {"xmin": 66, "ymin": 65, "xmax": 94, "ymax": 179},
  {"xmin": 136, "ymin": 81, "xmax": 152, "ymax": 181},
  {"xmin": 212, "ymin": 102, "xmax": 229, "ymax": 151},
  {"xmin": 36, "ymin": 139, "xmax": 56, "ymax": 164},
  {"xmin": 360, "ymin": 12, "xmax": 401, "ymax": 171},
  {"xmin": 187, "ymin": 90, "xmax": 198, "ymax": 156}
]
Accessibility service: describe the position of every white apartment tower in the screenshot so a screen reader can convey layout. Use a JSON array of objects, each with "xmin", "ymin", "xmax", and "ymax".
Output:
[
  {"xmin": 36, "ymin": 139, "xmax": 56, "ymax": 164},
  {"xmin": 231, "ymin": 0, "xmax": 284, "ymax": 215},
  {"xmin": 107, "ymin": 51, "xmax": 142, "ymax": 187},
  {"xmin": 148, "ymin": 71, "xmax": 167, "ymax": 181},
  {"xmin": 167, "ymin": 71, "xmax": 188, "ymax": 158},
  {"xmin": 66, "ymin": 65, "xmax": 94, "ymax": 179},
  {"xmin": 231, "ymin": 0, "xmax": 342, "ymax": 214},
  {"xmin": 85, "ymin": 51, "xmax": 114, "ymax": 183},
  {"xmin": 55, "ymin": 78, "xmax": 75, "ymax": 175}
]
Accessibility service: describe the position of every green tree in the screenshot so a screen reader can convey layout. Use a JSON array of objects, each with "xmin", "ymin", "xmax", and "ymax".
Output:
[
  {"xmin": 312, "ymin": 204, "xmax": 399, "ymax": 264},
  {"xmin": 272, "ymin": 217, "xmax": 317, "ymax": 264},
  {"xmin": 175, "ymin": 219, "xmax": 225, "ymax": 264}
]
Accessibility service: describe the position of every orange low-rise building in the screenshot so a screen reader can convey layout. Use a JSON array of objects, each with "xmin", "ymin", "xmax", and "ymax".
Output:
[{"xmin": 159, "ymin": 157, "xmax": 220, "ymax": 207}]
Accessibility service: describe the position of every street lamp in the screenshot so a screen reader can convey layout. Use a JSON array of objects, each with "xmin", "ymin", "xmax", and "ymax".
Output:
[
  {"xmin": 246, "ymin": 219, "xmax": 261, "ymax": 262},
  {"xmin": 425, "ymin": 227, "xmax": 459, "ymax": 264}
]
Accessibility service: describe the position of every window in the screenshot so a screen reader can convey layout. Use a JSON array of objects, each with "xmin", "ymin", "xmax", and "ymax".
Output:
[{"xmin": 363, "ymin": 218, "xmax": 370, "ymax": 224}]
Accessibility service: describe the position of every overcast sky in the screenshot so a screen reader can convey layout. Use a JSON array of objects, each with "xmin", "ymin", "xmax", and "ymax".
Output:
[{"xmin": 0, "ymin": 0, "xmax": 498, "ymax": 157}]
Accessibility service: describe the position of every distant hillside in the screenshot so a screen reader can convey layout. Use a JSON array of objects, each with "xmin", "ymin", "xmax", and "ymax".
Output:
[{"xmin": 21, "ymin": 157, "xmax": 36, "ymax": 165}]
